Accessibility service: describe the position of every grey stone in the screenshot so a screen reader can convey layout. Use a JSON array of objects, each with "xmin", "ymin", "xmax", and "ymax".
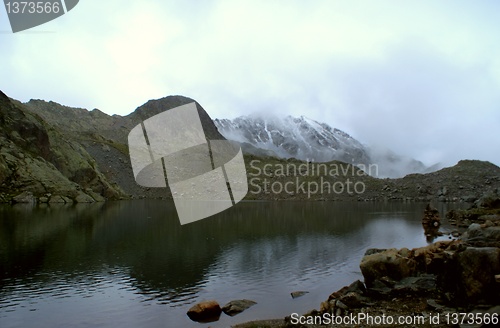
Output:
[
  {"xmin": 456, "ymin": 247, "xmax": 500, "ymax": 302},
  {"xmin": 75, "ymin": 192, "xmax": 95, "ymax": 203},
  {"xmin": 393, "ymin": 275, "xmax": 437, "ymax": 295},
  {"xmin": 13, "ymin": 191, "xmax": 35, "ymax": 203},
  {"xmin": 339, "ymin": 291, "xmax": 368, "ymax": 308},
  {"xmin": 345, "ymin": 280, "xmax": 366, "ymax": 295},
  {"xmin": 463, "ymin": 195, "xmax": 477, "ymax": 203},
  {"xmin": 62, "ymin": 196, "xmax": 73, "ymax": 204},
  {"xmin": 49, "ymin": 195, "xmax": 66, "ymax": 203},
  {"xmin": 464, "ymin": 224, "xmax": 500, "ymax": 246},
  {"xmin": 367, "ymin": 279, "xmax": 393, "ymax": 298},
  {"xmin": 475, "ymin": 192, "xmax": 500, "ymax": 209},
  {"xmin": 221, "ymin": 299, "xmax": 257, "ymax": 316},
  {"xmin": 88, "ymin": 191, "xmax": 105, "ymax": 202},
  {"xmin": 426, "ymin": 299, "xmax": 445, "ymax": 312},
  {"xmin": 364, "ymin": 248, "xmax": 387, "ymax": 256},
  {"xmin": 291, "ymin": 291, "xmax": 309, "ymax": 299},
  {"xmin": 335, "ymin": 300, "xmax": 348, "ymax": 310}
]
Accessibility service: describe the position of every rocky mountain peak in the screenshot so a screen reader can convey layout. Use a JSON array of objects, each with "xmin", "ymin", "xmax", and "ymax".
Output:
[
  {"xmin": 129, "ymin": 96, "xmax": 225, "ymax": 141},
  {"xmin": 215, "ymin": 114, "xmax": 367, "ymax": 162},
  {"xmin": 0, "ymin": 90, "xmax": 11, "ymax": 107},
  {"xmin": 128, "ymin": 95, "xmax": 196, "ymax": 120},
  {"xmin": 214, "ymin": 114, "xmax": 431, "ymax": 178}
]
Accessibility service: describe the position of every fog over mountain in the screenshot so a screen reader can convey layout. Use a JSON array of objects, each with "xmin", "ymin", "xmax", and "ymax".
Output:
[
  {"xmin": 215, "ymin": 114, "xmax": 438, "ymax": 178},
  {"xmin": 2, "ymin": 1, "xmax": 499, "ymax": 168}
]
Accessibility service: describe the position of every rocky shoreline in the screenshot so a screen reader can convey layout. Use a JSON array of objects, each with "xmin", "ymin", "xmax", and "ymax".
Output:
[{"xmin": 228, "ymin": 191, "xmax": 500, "ymax": 327}]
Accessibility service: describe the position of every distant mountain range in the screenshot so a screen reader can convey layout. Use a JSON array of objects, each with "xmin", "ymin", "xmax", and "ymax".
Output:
[
  {"xmin": 214, "ymin": 115, "xmax": 439, "ymax": 178},
  {"xmin": 1, "ymin": 90, "xmax": 497, "ymax": 204}
]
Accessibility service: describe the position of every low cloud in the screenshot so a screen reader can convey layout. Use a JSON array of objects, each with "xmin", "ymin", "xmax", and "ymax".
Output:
[{"xmin": 0, "ymin": 0, "xmax": 498, "ymax": 167}]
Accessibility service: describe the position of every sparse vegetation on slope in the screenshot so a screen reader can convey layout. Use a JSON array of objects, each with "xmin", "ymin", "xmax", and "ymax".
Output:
[{"xmin": 1, "ymin": 90, "xmax": 499, "ymax": 204}]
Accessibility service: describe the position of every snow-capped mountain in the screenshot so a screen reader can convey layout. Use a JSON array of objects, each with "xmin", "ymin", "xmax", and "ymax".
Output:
[
  {"xmin": 214, "ymin": 115, "xmax": 432, "ymax": 178},
  {"xmin": 214, "ymin": 115, "xmax": 369, "ymax": 164}
]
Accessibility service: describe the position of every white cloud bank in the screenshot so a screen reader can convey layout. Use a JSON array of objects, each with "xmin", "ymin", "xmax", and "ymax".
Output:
[{"xmin": 1, "ymin": 0, "xmax": 499, "ymax": 167}]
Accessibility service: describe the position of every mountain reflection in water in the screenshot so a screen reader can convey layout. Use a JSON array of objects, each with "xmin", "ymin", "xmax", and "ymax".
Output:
[{"xmin": 0, "ymin": 200, "xmax": 462, "ymax": 328}]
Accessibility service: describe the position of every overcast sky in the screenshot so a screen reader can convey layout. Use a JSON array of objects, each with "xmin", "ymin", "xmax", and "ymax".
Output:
[{"xmin": 1, "ymin": 0, "xmax": 499, "ymax": 167}]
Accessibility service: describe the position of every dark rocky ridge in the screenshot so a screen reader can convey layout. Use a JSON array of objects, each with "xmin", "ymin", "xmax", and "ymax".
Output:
[
  {"xmin": 0, "ymin": 90, "xmax": 122, "ymax": 203},
  {"xmin": 22, "ymin": 95, "xmax": 224, "ymax": 201},
  {"xmin": 244, "ymin": 156, "xmax": 500, "ymax": 203},
  {"xmin": 0, "ymin": 91, "xmax": 224, "ymax": 203},
  {"xmin": 1, "ymin": 90, "xmax": 499, "ymax": 204}
]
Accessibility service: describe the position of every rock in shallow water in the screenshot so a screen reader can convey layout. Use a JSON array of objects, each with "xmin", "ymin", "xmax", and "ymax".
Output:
[
  {"xmin": 290, "ymin": 291, "xmax": 309, "ymax": 299},
  {"xmin": 222, "ymin": 299, "xmax": 257, "ymax": 316},
  {"xmin": 187, "ymin": 300, "xmax": 222, "ymax": 322}
]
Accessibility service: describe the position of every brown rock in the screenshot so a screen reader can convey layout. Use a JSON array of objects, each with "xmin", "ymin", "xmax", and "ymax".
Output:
[
  {"xmin": 187, "ymin": 300, "xmax": 222, "ymax": 322},
  {"xmin": 413, "ymin": 240, "xmax": 459, "ymax": 273}
]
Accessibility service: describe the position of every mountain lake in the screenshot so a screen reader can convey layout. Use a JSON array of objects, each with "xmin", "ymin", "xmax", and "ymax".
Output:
[{"xmin": 0, "ymin": 200, "xmax": 466, "ymax": 327}]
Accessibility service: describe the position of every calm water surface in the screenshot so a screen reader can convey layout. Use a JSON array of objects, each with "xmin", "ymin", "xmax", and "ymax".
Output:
[{"xmin": 0, "ymin": 200, "xmax": 463, "ymax": 327}]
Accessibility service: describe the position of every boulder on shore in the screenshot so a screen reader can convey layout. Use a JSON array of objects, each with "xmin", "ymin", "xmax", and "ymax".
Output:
[
  {"xmin": 12, "ymin": 191, "xmax": 35, "ymax": 203},
  {"xmin": 320, "ymin": 280, "xmax": 369, "ymax": 315},
  {"xmin": 454, "ymin": 247, "xmax": 500, "ymax": 303},
  {"xmin": 463, "ymin": 223, "xmax": 500, "ymax": 247},
  {"xmin": 360, "ymin": 240, "xmax": 500, "ymax": 307},
  {"xmin": 74, "ymin": 192, "xmax": 95, "ymax": 203},
  {"xmin": 49, "ymin": 195, "xmax": 66, "ymax": 203},
  {"xmin": 359, "ymin": 248, "xmax": 416, "ymax": 287},
  {"xmin": 475, "ymin": 191, "xmax": 500, "ymax": 209}
]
